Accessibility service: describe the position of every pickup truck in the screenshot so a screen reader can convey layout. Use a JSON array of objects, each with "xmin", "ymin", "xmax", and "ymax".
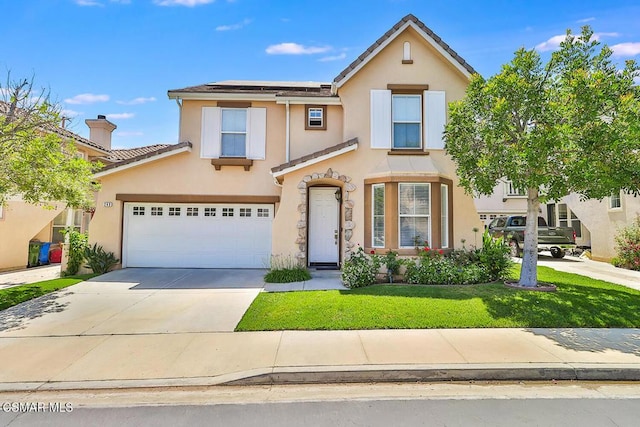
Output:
[{"xmin": 487, "ymin": 215, "xmax": 576, "ymax": 259}]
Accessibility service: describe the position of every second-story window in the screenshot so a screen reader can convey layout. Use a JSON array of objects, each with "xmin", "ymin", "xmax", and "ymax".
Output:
[
  {"xmin": 221, "ymin": 108, "xmax": 247, "ymax": 157},
  {"xmin": 392, "ymin": 94, "xmax": 421, "ymax": 148},
  {"xmin": 305, "ymin": 105, "xmax": 326, "ymax": 130}
]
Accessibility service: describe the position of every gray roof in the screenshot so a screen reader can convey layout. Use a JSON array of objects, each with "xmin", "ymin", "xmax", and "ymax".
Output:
[
  {"xmin": 107, "ymin": 144, "xmax": 173, "ymax": 161},
  {"xmin": 98, "ymin": 142, "xmax": 193, "ymax": 173},
  {"xmin": 169, "ymin": 81, "xmax": 335, "ymax": 98},
  {"xmin": 271, "ymin": 138, "xmax": 358, "ymax": 174}
]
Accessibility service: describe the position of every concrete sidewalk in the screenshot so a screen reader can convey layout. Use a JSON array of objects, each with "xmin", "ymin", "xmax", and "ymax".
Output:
[{"xmin": 0, "ymin": 327, "xmax": 639, "ymax": 391}]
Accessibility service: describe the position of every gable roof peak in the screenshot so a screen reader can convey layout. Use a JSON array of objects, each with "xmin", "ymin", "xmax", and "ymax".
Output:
[{"xmin": 333, "ymin": 14, "xmax": 477, "ymax": 87}]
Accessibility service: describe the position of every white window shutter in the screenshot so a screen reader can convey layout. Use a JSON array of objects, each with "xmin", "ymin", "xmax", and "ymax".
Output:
[
  {"xmin": 424, "ymin": 90, "xmax": 446, "ymax": 149},
  {"xmin": 246, "ymin": 107, "xmax": 267, "ymax": 160},
  {"xmin": 370, "ymin": 89, "xmax": 392, "ymax": 149},
  {"xmin": 201, "ymin": 107, "xmax": 221, "ymax": 158}
]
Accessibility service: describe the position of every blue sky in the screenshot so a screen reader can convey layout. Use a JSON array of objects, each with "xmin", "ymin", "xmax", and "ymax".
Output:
[{"xmin": 2, "ymin": 0, "xmax": 639, "ymax": 149}]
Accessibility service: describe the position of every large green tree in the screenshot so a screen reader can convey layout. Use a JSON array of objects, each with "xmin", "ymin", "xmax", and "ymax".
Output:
[
  {"xmin": 0, "ymin": 74, "xmax": 99, "ymax": 208},
  {"xmin": 445, "ymin": 27, "xmax": 640, "ymax": 287}
]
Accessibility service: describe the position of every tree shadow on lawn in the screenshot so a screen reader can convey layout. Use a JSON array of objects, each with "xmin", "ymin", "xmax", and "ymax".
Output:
[
  {"xmin": 0, "ymin": 291, "xmax": 71, "ymax": 333},
  {"xmin": 343, "ymin": 279, "xmax": 640, "ymax": 335}
]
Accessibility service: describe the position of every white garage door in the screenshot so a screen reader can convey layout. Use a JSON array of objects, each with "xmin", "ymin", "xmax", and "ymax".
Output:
[{"xmin": 123, "ymin": 202, "xmax": 272, "ymax": 268}]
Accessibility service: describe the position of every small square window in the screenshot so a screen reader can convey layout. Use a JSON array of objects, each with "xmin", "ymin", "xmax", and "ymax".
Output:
[
  {"xmin": 305, "ymin": 105, "xmax": 326, "ymax": 130},
  {"xmin": 133, "ymin": 206, "xmax": 145, "ymax": 216},
  {"xmin": 204, "ymin": 207, "xmax": 216, "ymax": 217},
  {"xmin": 169, "ymin": 207, "xmax": 181, "ymax": 216},
  {"xmin": 479, "ymin": 214, "xmax": 487, "ymax": 221},
  {"xmin": 240, "ymin": 208, "xmax": 252, "ymax": 217},
  {"xmin": 187, "ymin": 207, "xmax": 199, "ymax": 217},
  {"xmin": 257, "ymin": 208, "xmax": 269, "ymax": 218},
  {"xmin": 222, "ymin": 208, "xmax": 234, "ymax": 217},
  {"xmin": 610, "ymin": 192, "xmax": 621, "ymax": 209},
  {"xmin": 151, "ymin": 207, "xmax": 163, "ymax": 216}
]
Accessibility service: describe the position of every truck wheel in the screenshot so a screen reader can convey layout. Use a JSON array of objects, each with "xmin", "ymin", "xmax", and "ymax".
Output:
[
  {"xmin": 550, "ymin": 247, "xmax": 565, "ymax": 259},
  {"xmin": 509, "ymin": 240, "xmax": 521, "ymax": 258}
]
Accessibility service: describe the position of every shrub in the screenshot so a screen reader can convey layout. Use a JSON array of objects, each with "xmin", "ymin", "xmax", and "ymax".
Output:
[
  {"xmin": 613, "ymin": 216, "xmax": 640, "ymax": 270},
  {"xmin": 61, "ymin": 228, "xmax": 88, "ymax": 276},
  {"xmin": 264, "ymin": 255, "xmax": 311, "ymax": 283},
  {"xmin": 478, "ymin": 230, "xmax": 513, "ymax": 280},
  {"xmin": 84, "ymin": 243, "xmax": 119, "ymax": 274},
  {"xmin": 380, "ymin": 250, "xmax": 403, "ymax": 283},
  {"xmin": 341, "ymin": 246, "xmax": 381, "ymax": 288},
  {"xmin": 405, "ymin": 250, "xmax": 463, "ymax": 285}
]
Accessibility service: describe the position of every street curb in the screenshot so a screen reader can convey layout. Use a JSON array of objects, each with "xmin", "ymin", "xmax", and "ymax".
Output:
[
  {"xmin": 1, "ymin": 364, "xmax": 640, "ymax": 392},
  {"xmin": 224, "ymin": 364, "xmax": 640, "ymax": 385}
]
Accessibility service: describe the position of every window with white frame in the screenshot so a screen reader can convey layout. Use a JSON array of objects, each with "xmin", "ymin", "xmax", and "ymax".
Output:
[
  {"xmin": 399, "ymin": 183, "xmax": 430, "ymax": 247},
  {"xmin": 370, "ymin": 89, "xmax": 446, "ymax": 150},
  {"xmin": 201, "ymin": 106, "xmax": 267, "ymax": 160},
  {"xmin": 221, "ymin": 109, "xmax": 247, "ymax": 157},
  {"xmin": 557, "ymin": 203, "xmax": 582, "ymax": 238},
  {"xmin": 504, "ymin": 180, "xmax": 526, "ymax": 197},
  {"xmin": 204, "ymin": 207, "xmax": 216, "ymax": 217},
  {"xmin": 441, "ymin": 184, "xmax": 449, "ymax": 248},
  {"xmin": 372, "ymin": 184, "xmax": 385, "ymax": 247},
  {"xmin": 186, "ymin": 207, "xmax": 199, "ymax": 217},
  {"xmin": 306, "ymin": 105, "xmax": 326, "ymax": 130},
  {"xmin": 610, "ymin": 192, "xmax": 621, "ymax": 209},
  {"xmin": 168, "ymin": 207, "xmax": 181, "ymax": 216},
  {"xmin": 392, "ymin": 94, "xmax": 421, "ymax": 148},
  {"xmin": 151, "ymin": 207, "xmax": 163, "ymax": 216},
  {"xmin": 240, "ymin": 208, "xmax": 252, "ymax": 217},
  {"xmin": 257, "ymin": 208, "xmax": 269, "ymax": 218},
  {"xmin": 52, "ymin": 209, "xmax": 83, "ymax": 244}
]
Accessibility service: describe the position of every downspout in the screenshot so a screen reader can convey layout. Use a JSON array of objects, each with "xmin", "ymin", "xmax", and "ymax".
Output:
[
  {"xmin": 285, "ymin": 100, "xmax": 290, "ymax": 162},
  {"xmin": 175, "ymin": 97, "xmax": 183, "ymax": 142}
]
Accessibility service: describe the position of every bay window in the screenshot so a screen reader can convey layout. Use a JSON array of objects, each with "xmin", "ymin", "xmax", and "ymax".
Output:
[{"xmin": 399, "ymin": 183, "xmax": 430, "ymax": 247}]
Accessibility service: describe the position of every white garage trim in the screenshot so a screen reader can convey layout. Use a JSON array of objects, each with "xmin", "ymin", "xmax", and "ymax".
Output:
[{"xmin": 123, "ymin": 202, "xmax": 272, "ymax": 268}]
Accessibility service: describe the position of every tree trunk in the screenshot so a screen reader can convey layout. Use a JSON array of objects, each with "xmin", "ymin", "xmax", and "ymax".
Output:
[{"xmin": 519, "ymin": 187, "xmax": 539, "ymax": 287}]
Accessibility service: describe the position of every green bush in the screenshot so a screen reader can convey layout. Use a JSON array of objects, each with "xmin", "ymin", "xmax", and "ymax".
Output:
[
  {"xmin": 61, "ymin": 228, "xmax": 88, "ymax": 276},
  {"xmin": 264, "ymin": 255, "xmax": 311, "ymax": 283},
  {"xmin": 613, "ymin": 216, "xmax": 640, "ymax": 270},
  {"xmin": 84, "ymin": 243, "xmax": 119, "ymax": 274},
  {"xmin": 478, "ymin": 230, "xmax": 513, "ymax": 280},
  {"xmin": 380, "ymin": 250, "xmax": 403, "ymax": 283},
  {"xmin": 341, "ymin": 247, "xmax": 381, "ymax": 288}
]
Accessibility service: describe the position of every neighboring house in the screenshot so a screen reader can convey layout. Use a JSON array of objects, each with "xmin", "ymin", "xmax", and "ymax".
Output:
[
  {"xmin": 88, "ymin": 14, "xmax": 484, "ymax": 269},
  {"xmin": 548, "ymin": 193, "xmax": 638, "ymax": 261},
  {"xmin": 474, "ymin": 180, "xmax": 529, "ymax": 227},
  {"xmin": 0, "ymin": 115, "xmax": 113, "ymax": 271}
]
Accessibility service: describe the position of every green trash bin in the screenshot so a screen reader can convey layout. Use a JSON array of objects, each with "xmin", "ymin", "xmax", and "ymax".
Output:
[{"xmin": 28, "ymin": 241, "xmax": 42, "ymax": 268}]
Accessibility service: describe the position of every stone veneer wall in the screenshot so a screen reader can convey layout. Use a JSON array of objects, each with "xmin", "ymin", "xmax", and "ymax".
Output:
[{"xmin": 295, "ymin": 168, "xmax": 356, "ymax": 264}]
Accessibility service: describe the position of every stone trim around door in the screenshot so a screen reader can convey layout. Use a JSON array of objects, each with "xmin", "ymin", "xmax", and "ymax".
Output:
[{"xmin": 295, "ymin": 168, "xmax": 356, "ymax": 264}]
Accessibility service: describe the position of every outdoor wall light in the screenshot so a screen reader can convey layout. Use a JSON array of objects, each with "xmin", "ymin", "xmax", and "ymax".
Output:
[{"xmin": 335, "ymin": 189, "xmax": 342, "ymax": 201}]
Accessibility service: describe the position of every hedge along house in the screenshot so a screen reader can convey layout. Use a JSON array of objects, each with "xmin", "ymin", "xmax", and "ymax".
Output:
[{"xmin": 89, "ymin": 14, "xmax": 483, "ymax": 269}]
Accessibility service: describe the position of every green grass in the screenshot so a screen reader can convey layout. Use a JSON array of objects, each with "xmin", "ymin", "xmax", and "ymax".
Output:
[
  {"xmin": 236, "ymin": 265, "xmax": 640, "ymax": 331},
  {"xmin": 0, "ymin": 274, "xmax": 96, "ymax": 311}
]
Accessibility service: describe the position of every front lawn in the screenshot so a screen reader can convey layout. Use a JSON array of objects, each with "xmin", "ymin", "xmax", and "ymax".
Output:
[
  {"xmin": 0, "ymin": 274, "xmax": 96, "ymax": 311},
  {"xmin": 236, "ymin": 266, "xmax": 640, "ymax": 331}
]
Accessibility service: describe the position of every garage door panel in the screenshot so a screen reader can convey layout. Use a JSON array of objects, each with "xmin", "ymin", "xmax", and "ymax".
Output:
[{"xmin": 123, "ymin": 203, "xmax": 272, "ymax": 268}]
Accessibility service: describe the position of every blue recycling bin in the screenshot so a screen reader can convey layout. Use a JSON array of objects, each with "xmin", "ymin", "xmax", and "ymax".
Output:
[{"xmin": 38, "ymin": 242, "xmax": 51, "ymax": 265}]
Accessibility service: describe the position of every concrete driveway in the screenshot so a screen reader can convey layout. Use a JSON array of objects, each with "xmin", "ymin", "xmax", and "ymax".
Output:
[{"xmin": 0, "ymin": 268, "xmax": 266, "ymax": 336}]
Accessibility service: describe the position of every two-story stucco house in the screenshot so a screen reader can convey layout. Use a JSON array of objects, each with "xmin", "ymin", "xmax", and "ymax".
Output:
[{"xmin": 88, "ymin": 14, "xmax": 483, "ymax": 269}]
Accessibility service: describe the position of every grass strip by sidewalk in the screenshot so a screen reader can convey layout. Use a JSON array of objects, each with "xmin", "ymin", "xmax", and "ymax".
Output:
[
  {"xmin": 236, "ymin": 265, "xmax": 640, "ymax": 331},
  {"xmin": 0, "ymin": 274, "xmax": 96, "ymax": 311}
]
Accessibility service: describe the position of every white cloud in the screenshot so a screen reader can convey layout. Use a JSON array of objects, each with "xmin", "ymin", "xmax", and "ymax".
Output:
[
  {"xmin": 60, "ymin": 109, "xmax": 82, "ymax": 118},
  {"xmin": 577, "ymin": 17, "xmax": 595, "ymax": 23},
  {"xmin": 64, "ymin": 93, "xmax": 110, "ymax": 105},
  {"xmin": 115, "ymin": 131, "xmax": 144, "ymax": 137},
  {"xmin": 535, "ymin": 32, "xmax": 619, "ymax": 52},
  {"xmin": 318, "ymin": 52, "xmax": 347, "ymax": 62},
  {"xmin": 216, "ymin": 18, "xmax": 252, "ymax": 31},
  {"xmin": 153, "ymin": 0, "xmax": 215, "ymax": 6},
  {"xmin": 106, "ymin": 112, "xmax": 135, "ymax": 120},
  {"xmin": 266, "ymin": 43, "xmax": 331, "ymax": 55},
  {"xmin": 611, "ymin": 42, "xmax": 640, "ymax": 57},
  {"xmin": 75, "ymin": 0, "xmax": 103, "ymax": 6},
  {"xmin": 116, "ymin": 97, "xmax": 157, "ymax": 105}
]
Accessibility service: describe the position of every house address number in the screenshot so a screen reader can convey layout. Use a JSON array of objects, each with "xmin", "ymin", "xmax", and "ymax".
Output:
[{"xmin": 103, "ymin": 201, "xmax": 113, "ymax": 208}]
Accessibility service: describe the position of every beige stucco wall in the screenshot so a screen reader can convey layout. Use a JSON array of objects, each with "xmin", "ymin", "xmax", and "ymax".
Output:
[
  {"xmin": 289, "ymin": 104, "xmax": 344, "ymax": 160},
  {"xmin": 0, "ymin": 201, "xmax": 64, "ymax": 271},
  {"xmin": 563, "ymin": 193, "xmax": 640, "ymax": 261}
]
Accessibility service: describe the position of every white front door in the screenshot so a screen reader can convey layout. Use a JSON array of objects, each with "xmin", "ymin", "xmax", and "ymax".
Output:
[{"xmin": 308, "ymin": 187, "xmax": 340, "ymax": 264}]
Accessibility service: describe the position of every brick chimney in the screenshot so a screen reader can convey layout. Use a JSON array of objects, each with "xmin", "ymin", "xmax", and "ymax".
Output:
[{"xmin": 85, "ymin": 114, "xmax": 116, "ymax": 151}]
